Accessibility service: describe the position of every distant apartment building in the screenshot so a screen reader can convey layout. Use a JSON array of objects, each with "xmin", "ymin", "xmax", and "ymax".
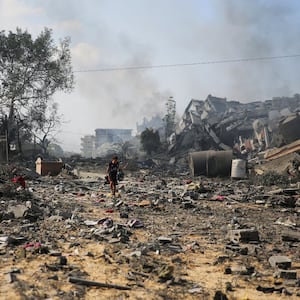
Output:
[
  {"xmin": 80, "ymin": 129, "xmax": 133, "ymax": 158},
  {"xmin": 80, "ymin": 135, "xmax": 95, "ymax": 158},
  {"xmin": 94, "ymin": 128, "xmax": 132, "ymax": 148}
]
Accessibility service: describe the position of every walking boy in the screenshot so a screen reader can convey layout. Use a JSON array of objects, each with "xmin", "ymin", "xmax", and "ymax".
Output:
[{"xmin": 106, "ymin": 155, "xmax": 119, "ymax": 196}]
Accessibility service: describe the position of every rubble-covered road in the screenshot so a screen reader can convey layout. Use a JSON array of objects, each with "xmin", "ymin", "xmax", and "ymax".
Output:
[{"xmin": 1, "ymin": 166, "xmax": 300, "ymax": 300}]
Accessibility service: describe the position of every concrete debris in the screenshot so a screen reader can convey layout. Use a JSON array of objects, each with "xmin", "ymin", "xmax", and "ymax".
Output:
[
  {"xmin": 163, "ymin": 94, "xmax": 300, "ymax": 181},
  {"xmin": 274, "ymin": 270, "xmax": 297, "ymax": 280},
  {"xmin": 227, "ymin": 229, "xmax": 260, "ymax": 244},
  {"xmin": 269, "ymin": 256, "xmax": 292, "ymax": 269},
  {"xmin": 2, "ymin": 155, "xmax": 300, "ymax": 300},
  {"xmin": 176, "ymin": 94, "xmax": 300, "ymax": 156}
]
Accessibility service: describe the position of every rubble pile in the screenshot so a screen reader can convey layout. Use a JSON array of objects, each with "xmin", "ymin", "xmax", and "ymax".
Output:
[
  {"xmin": 173, "ymin": 94, "xmax": 300, "ymax": 156},
  {"xmin": 1, "ymin": 160, "xmax": 300, "ymax": 299}
]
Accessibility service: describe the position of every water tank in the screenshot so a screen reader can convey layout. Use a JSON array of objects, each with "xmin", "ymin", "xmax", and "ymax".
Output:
[{"xmin": 231, "ymin": 159, "xmax": 247, "ymax": 179}]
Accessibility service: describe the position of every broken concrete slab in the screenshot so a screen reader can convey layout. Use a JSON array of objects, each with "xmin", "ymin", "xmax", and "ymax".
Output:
[
  {"xmin": 269, "ymin": 256, "xmax": 292, "ymax": 270},
  {"xmin": 281, "ymin": 229, "xmax": 300, "ymax": 242},
  {"xmin": 8, "ymin": 204, "xmax": 29, "ymax": 218},
  {"xmin": 227, "ymin": 229, "xmax": 260, "ymax": 244},
  {"xmin": 274, "ymin": 269, "xmax": 297, "ymax": 280}
]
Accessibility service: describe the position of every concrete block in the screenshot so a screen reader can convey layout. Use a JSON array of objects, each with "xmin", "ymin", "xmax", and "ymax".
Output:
[
  {"xmin": 228, "ymin": 229, "xmax": 260, "ymax": 243},
  {"xmin": 8, "ymin": 204, "xmax": 28, "ymax": 218},
  {"xmin": 269, "ymin": 255, "xmax": 292, "ymax": 270},
  {"xmin": 6, "ymin": 273, "xmax": 16, "ymax": 283},
  {"xmin": 224, "ymin": 265, "xmax": 254, "ymax": 275},
  {"xmin": 282, "ymin": 229, "xmax": 300, "ymax": 242},
  {"xmin": 274, "ymin": 269, "xmax": 297, "ymax": 280}
]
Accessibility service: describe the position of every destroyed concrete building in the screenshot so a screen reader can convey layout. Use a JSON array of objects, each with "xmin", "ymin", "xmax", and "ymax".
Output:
[
  {"xmin": 78, "ymin": 94, "xmax": 300, "ymax": 167},
  {"xmin": 173, "ymin": 94, "xmax": 300, "ymax": 156}
]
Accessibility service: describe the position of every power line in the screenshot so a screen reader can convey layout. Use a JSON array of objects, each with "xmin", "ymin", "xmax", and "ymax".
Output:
[{"xmin": 74, "ymin": 54, "xmax": 300, "ymax": 73}]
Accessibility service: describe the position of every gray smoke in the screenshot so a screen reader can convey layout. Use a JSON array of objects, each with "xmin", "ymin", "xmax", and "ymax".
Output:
[
  {"xmin": 200, "ymin": 0, "xmax": 300, "ymax": 101},
  {"xmin": 25, "ymin": 0, "xmax": 300, "ymax": 150}
]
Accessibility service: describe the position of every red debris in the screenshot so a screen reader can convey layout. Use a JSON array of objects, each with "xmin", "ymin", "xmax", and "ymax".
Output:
[{"xmin": 11, "ymin": 176, "xmax": 26, "ymax": 188}]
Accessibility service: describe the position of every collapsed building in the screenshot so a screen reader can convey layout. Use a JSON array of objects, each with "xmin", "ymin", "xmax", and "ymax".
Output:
[
  {"xmin": 79, "ymin": 94, "xmax": 300, "ymax": 177},
  {"xmin": 172, "ymin": 94, "xmax": 300, "ymax": 157}
]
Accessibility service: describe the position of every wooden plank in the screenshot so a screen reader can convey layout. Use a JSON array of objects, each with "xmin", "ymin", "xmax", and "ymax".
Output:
[
  {"xmin": 264, "ymin": 139, "xmax": 300, "ymax": 161},
  {"xmin": 68, "ymin": 277, "xmax": 131, "ymax": 290}
]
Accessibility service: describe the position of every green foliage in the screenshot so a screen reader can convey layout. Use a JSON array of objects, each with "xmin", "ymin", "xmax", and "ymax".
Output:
[
  {"xmin": 140, "ymin": 128, "xmax": 161, "ymax": 155},
  {"xmin": 0, "ymin": 27, "xmax": 74, "ymax": 155}
]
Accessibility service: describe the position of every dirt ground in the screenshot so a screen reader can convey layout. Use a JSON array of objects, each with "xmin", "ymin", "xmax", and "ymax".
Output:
[{"xmin": 1, "ymin": 168, "xmax": 300, "ymax": 300}]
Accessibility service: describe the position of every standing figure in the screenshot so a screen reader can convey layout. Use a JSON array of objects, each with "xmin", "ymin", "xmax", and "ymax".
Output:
[{"xmin": 106, "ymin": 155, "xmax": 119, "ymax": 196}]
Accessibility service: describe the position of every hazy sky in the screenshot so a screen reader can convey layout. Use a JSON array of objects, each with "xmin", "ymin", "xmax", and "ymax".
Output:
[{"xmin": 1, "ymin": 0, "xmax": 300, "ymax": 152}]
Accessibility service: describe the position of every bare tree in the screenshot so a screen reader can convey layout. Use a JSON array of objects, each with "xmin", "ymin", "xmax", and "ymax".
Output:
[
  {"xmin": 140, "ymin": 128, "xmax": 161, "ymax": 155},
  {"xmin": 30, "ymin": 101, "xmax": 63, "ymax": 155}
]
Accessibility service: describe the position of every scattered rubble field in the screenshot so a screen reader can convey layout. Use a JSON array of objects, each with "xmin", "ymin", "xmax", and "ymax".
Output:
[{"xmin": 1, "ymin": 164, "xmax": 300, "ymax": 300}]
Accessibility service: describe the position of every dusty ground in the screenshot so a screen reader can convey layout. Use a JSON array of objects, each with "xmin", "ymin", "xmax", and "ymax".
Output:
[{"xmin": 1, "ymin": 168, "xmax": 300, "ymax": 300}]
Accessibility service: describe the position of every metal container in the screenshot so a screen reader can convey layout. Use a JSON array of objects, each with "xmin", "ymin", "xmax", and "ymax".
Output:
[
  {"xmin": 190, "ymin": 150, "xmax": 232, "ymax": 177},
  {"xmin": 231, "ymin": 159, "xmax": 247, "ymax": 178},
  {"xmin": 35, "ymin": 157, "xmax": 64, "ymax": 176}
]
